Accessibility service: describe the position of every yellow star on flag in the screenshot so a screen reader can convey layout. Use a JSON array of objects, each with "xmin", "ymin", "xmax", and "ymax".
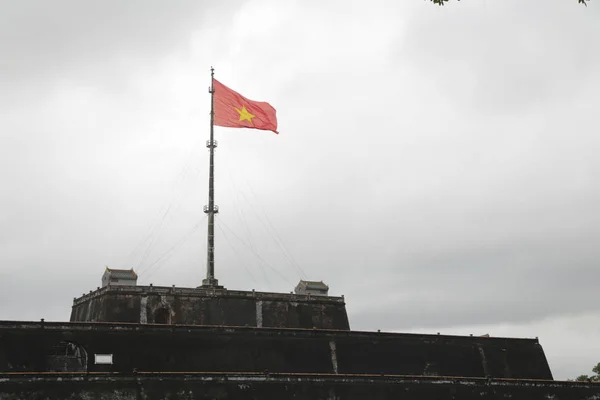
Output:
[{"xmin": 235, "ymin": 105, "xmax": 255, "ymax": 125}]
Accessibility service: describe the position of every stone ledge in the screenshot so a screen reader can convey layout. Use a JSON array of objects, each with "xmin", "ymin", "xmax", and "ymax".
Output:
[{"xmin": 72, "ymin": 286, "xmax": 346, "ymax": 306}]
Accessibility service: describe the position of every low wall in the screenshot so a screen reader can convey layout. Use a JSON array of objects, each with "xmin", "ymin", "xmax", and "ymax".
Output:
[
  {"xmin": 0, "ymin": 373, "xmax": 598, "ymax": 400},
  {"xmin": 0, "ymin": 321, "xmax": 552, "ymax": 379},
  {"xmin": 70, "ymin": 286, "xmax": 350, "ymax": 330}
]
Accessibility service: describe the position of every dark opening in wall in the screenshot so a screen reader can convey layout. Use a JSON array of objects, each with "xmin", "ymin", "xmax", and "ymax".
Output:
[
  {"xmin": 46, "ymin": 341, "xmax": 87, "ymax": 372},
  {"xmin": 154, "ymin": 308, "xmax": 171, "ymax": 324}
]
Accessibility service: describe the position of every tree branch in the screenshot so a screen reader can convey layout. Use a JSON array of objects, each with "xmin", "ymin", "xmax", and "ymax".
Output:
[{"xmin": 429, "ymin": 0, "xmax": 588, "ymax": 5}]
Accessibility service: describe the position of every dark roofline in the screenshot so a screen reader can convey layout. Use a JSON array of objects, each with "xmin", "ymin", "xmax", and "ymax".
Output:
[
  {"xmin": 298, "ymin": 280, "xmax": 329, "ymax": 289},
  {"xmin": 0, "ymin": 319, "xmax": 542, "ymax": 344},
  {"xmin": 105, "ymin": 268, "xmax": 138, "ymax": 278}
]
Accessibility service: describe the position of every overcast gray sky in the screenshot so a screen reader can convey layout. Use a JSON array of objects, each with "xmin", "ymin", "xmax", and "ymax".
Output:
[{"xmin": 1, "ymin": 0, "xmax": 599, "ymax": 380}]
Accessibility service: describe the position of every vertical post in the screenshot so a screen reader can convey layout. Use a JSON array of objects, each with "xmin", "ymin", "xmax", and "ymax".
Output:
[{"xmin": 202, "ymin": 67, "xmax": 220, "ymax": 288}]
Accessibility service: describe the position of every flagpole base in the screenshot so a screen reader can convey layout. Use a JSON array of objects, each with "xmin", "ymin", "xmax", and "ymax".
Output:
[{"xmin": 199, "ymin": 277, "xmax": 224, "ymax": 289}]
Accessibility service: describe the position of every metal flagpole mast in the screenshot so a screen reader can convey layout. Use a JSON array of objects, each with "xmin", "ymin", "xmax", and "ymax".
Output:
[{"xmin": 202, "ymin": 66, "xmax": 220, "ymax": 288}]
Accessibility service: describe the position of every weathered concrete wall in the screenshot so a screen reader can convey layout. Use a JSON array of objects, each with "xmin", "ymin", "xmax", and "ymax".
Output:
[
  {"xmin": 70, "ymin": 286, "xmax": 350, "ymax": 330},
  {"xmin": 0, "ymin": 321, "xmax": 553, "ymax": 379},
  {"xmin": 1, "ymin": 373, "xmax": 598, "ymax": 400}
]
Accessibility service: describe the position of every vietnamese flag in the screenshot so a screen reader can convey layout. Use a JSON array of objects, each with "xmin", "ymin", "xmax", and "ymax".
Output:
[{"xmin": 213, "ymin": 79, "xmax": 278, "ymax": 134}]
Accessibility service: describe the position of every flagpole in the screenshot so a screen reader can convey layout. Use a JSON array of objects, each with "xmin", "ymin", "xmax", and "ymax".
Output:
[{"xmin": 202, "ymin": 66, "xmax": 220, "ymax": 288}]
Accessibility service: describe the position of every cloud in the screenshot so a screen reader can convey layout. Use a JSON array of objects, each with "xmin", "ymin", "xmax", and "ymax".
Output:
[{"xmin": 401, "ymin": 0, "xmax": 600, "ymax": 114}]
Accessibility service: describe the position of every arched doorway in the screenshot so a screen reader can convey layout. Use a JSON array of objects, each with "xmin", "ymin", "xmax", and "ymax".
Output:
[
  {"xmin": 154, "ymin": 308, "xmax": 171, "ymax": 324},
  {"xmin": 47, "ymin": 341, "xmax": 88, "ymax": 372}
]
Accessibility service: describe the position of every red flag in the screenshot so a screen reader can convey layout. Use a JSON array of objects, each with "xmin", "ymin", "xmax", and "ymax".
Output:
[{"xmin": 213, "ymin": 79, "xmax": 278, "ymax": 134}]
